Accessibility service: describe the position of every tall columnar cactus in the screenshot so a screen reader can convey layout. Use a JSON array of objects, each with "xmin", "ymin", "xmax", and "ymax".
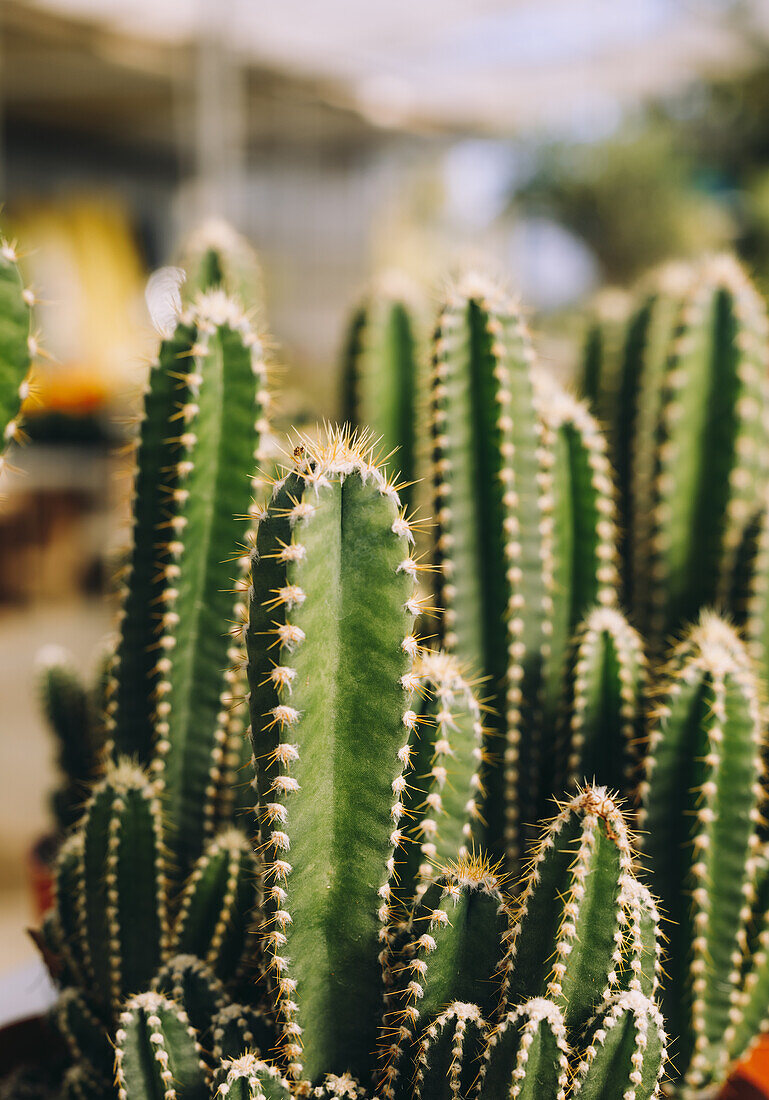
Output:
[
  {"xmin": 581, "ymin": 262, "xmax": 693, "ymax": 602},
  {"xmin": 429, "ymin": 275, "xmax": 550, "ymax": 868},
  {"xmin": 534, "ymin": 381, "xmax": 618, "ymax": 775},
  {"xmin": 246, "ymin": 427, "xmax": 420, "ymax": 1088},
  {"xmin": 615, "ymin": 256, "xmax": 769, "ymax": 642},
  {"xmin": 640, "ymin": 613, "xmax": 766, "ymax": 1094},
  {"xmin": 106, "ymin": 290, "xmax": 271, "ymax": 876},
  {"xmin": 340, "ymin": 276, "xmax": 423, "ymax": 512},
  {"xmin": 0, "ymin": 233, "xmax": 36, "ymax": 477}
]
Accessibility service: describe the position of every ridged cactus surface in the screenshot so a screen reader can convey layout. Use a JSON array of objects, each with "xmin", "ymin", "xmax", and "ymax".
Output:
[
  {"xmin": 429, "ymin": 275, "xmax": 549, "ymax": 868},
  {"xmin": 341, "ymin": 277, "xmax": 423, "ymax": 510},
  {"xmin": 640, "ymin": 613, "xmax": 765, "ymax": 1093},
  {"xmin": 246, "ymin": 428, "xmax": 418, "ymax": 1087}
]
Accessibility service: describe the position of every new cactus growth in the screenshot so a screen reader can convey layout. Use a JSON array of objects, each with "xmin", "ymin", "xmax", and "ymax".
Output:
[
  {"xmin": 476, "ymin": 998, "xmax": 569, "ymax": 1100},
  {"xmin": 213, "ymin": 1057, "xmax": 291, "ymax": 1100},
  {"xmin": 340, "ymin": 277, "xmax": 423, "ymax": 511},
  {"xmin": 114, "ymin": 992, "xmax": 209, "ymax": 1100},
  {"xmin": 180, "ymin": 220, "xmax": 263, "ymax": 307}
]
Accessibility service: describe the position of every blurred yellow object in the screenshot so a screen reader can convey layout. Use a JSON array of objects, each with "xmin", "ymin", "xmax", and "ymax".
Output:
[{"xmin": 9, "ymin": 196, "xmax": 148, "ymax": 415}]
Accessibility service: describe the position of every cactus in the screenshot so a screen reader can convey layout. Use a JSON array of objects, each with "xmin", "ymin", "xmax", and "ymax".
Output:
[
  {"xmin": 213, "ymin": 1057, "xmax": 291, "ymax": 1100},
  {"xmin": 533, "ymin": 381, "xmax": 618, "ymax": 808},
  {"xmin": 577, "ymin": 288, "xmax": 631, "ymax": 437},
  {"xmin": 394, "ymin": 650, "xmax": 487, "ymax": 914},
  {"xmin": 340, "ymin": 277, "xmax": 423, "ymax": 511},
  {"xmin": 152, "ymin": 955, "xmax": 226, "ymax": 1039},
  {"xmin": 571, "ymin": 991, "xmax": 667, "ymax": 1100},
  {"xmin": 212, "ymin": 1004, "xmax": 276, "ymax": 1064},
  {"xmin": 476, "ymin": 998, "xmax": 569, "ymax": 1100},
  {"xmin": 563, "ymin": 606, "xmax": 646, "ymax": 795},
  {"xmin": 408, "ymin": 1002, "xmax": 487, "ymax": 1100},
  {"xmin": 170, "ymin": 827, "xmax": 260, "ymax": 983},
  {"xmin": 429, "ymin": 275, "xmax": 551, "ymax": 869},
  {"xmin": 246, "ymin": 427, "xmax": 419, "ymax": 1087},
  {"xmin": 0, "ymin": 233, "xmax": 35, "ymax": 477},
  {"xmin": 640, "ymin": 612, "xmax": 765, "ymax": 1093},
  {"xmin": 77, "ymin": 758, "xmax": 168, "ymax": 1017},
  {"xmin": 113, "ymin": 992, "xmax": 209, "ymax": 1100},
  {"xmin": 180, "ymin": 219, "xmax": 263, "ymax": 307},
  {"xmin": 37, "ymin": 646, "xmax": 102, "ymax": 832},
  {"xmin": 378, "ymin": 857, "xmax": 508, "ymax": 1100},
  {"xmin": 501, "ymin": 787, "xmax": 639, "ymax": 1035},
  {"xmin": 590, "ymin": 256, "xmax": 769, "ymax": 643}
]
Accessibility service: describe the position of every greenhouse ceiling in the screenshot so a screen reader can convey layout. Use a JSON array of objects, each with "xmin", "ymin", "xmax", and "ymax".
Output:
[{"xmin": 6, "ymin": 0, "xmax": 769, "ymax": 136}]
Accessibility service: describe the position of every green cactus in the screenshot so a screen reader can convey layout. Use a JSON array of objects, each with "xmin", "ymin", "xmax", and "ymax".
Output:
[
  {"xmin": 408, "ymin": 1002, "xmax": 487, "ymax": 1100},
  {"xmin": 246, "ymin": 427, "xmax": 418, "ymax": 1087},
  {"xmin": 106, "ymin": 313, "xmax": 198, "ymax": 763},
  {"xmin": 77, "ymin": 758, "xmax": 169, "ymax": 1017},
  {"xmin": 378, "ymin": 857, "xmax": 509, "ymax": 1100},
  {"xmin": 640, "ymin": 612, "xmax": 764, "ymax": 1093},
  {"xmin": 577, "ymin": 288, "xmax": 631, "ymax": 438},
  {"xmin": 571, "ymin": 991, "xmax": 667, "ymax": 1100},
  {"xmin": 476, "ymin": 998, "xmax": 569, "ymax": 1100},
  {"xmin": 394, "ymin": 650, "xmax": 487, "ymax": 915},
  {"xmin": 212, "ymin": 1004, "xmax": 275, "ymax": 1064},
  {"xmin": 152, "ymin": 954, "xmax": 226, "ymax": 1039},
  {"xmin": 564, "ymin": 606, "xmax": 646, "ymax": 795},
  {"xmin": 213, "ymin": 1057, "xmax": 291, "ymax": 1100},
  {"xmin": 501, "ymin": 787, "xmax": 638, "ymax": 1036},
  {"xmin": 627, "ymin": 257, "xmax": 769, "ymax": 643},
  {"xmin": 146, "ymin": 293, "xmax": 270, "ymax": 877},
  {"xmin": 428, "ymin": 275, "xmax": 550, "ymax": 870},
  {"xmin": 534, "ymin": 381, "xmax": 619, "ymax": 807},
  {"xmin": 37, "ymin": 646, "xmax": 102, "ymax": 832},
  {"xmin": 594, "ymin": 263, "xmax": 693, "ymax": 603},
  {"xmin": 340, "ymin": 276, "xmax": 423, "ymax": 511},
  {"xmin": 113, "ymin": 992, "xmax": 209, "ymax": 1100},
  {"xmin": 170, "ymin": 827, "xmax": 260, "ymax": 983},
  {"xmin": 180, "ymin": 219, "xmax": 263, "ymax": 306},
  {"xmin": 0, "ymin": 233, "xmax": 35, "ymax": 475},
  {"xmin": 52, "ymin": 989, "xmax": 114, "ymax": 1086}
]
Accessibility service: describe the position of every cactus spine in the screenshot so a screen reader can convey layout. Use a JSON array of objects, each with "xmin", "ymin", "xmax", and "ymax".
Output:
[{"xmin": 246, "ymin": 428, "xmax": 419, "ymax": 1087}]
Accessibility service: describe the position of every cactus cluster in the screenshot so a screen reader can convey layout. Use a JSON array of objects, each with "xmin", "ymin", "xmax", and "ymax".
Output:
[{"xmin": 3, "ymin": 222, "xmax": 768, "ymax": 1100}]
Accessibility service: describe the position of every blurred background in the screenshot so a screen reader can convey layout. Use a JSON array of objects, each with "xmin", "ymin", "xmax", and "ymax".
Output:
[{"xmin": 3, "ymin": 0, "xmax": 769, "ymax": 1004}]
